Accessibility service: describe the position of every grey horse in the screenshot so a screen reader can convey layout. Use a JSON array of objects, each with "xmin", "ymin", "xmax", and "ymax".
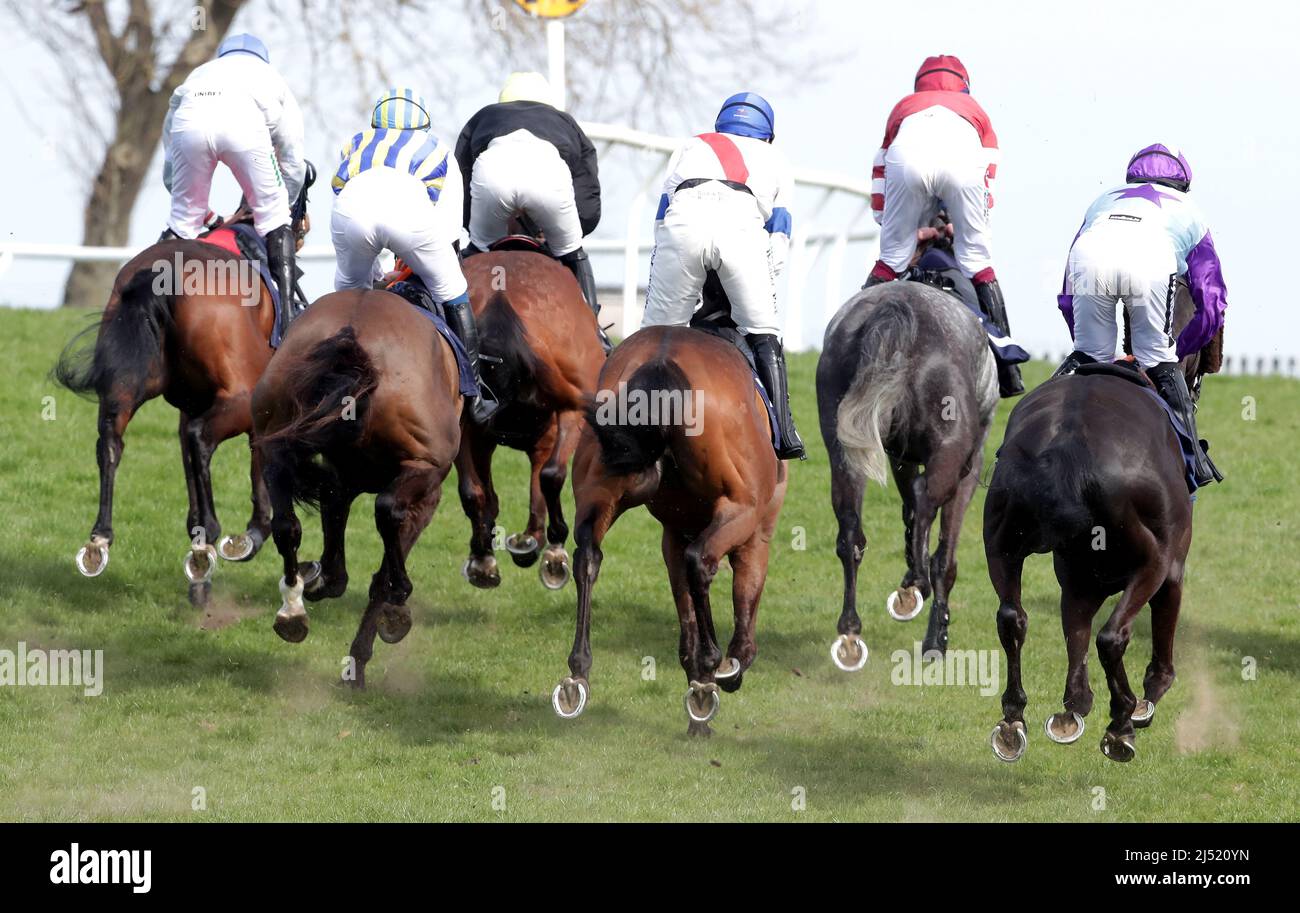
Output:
[{"xmin": 817, "ymin": 280, "xmax": 998, "ymax": 668}]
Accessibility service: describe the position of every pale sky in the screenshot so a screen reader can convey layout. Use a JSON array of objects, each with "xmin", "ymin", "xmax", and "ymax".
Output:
[{"xmin": 1, "ymin": 0, "xmax": 1294, "ymax": 364}]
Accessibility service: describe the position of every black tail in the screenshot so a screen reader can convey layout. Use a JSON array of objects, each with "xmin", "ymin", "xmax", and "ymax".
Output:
[
  {"xmin": 54, "ymin": 268, "xmax": 171, "ymax": 402},
  {"xmin": 585, "ymin": 358, "xmax": 691, "ymax": 475},
  {"xmin": 476, "ymin": 290, "xmax": 540, "ymax": 402},
  {"xmin": 1028, "ymin": 444, "xmax": 1099, "ymax": 545},
  {"xmin": 256, "ymin": 326, "xmax": 379, "ymax": 509}
]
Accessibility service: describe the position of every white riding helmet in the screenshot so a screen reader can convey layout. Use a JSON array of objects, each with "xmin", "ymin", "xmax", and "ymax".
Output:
[{"xmin": 499, "ymin": 71, "xmax": 555, "ymax": 106}]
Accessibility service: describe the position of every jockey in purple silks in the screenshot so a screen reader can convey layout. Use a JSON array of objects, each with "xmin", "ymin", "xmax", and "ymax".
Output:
[{"xmin": 1054, "ymin": 143, "xmax": 1228, "ymax": 487}]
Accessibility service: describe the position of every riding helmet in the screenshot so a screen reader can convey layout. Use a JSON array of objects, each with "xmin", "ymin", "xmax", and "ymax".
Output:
[{"xmin": 715, "ymin": 93, "xmax": 775, "ymax": 142}]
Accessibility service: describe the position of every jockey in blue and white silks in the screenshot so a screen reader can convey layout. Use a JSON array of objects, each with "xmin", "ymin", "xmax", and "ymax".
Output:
[
  {"xmin": 162, "ymin": 33, "xmax": 306, "ymax": 334},
  {"xmin": 1055, "ymin": 143, "xmax": 1227, "ymax": 486},
  {"xmin": 641, "ymin": 92, "xmax": 805, "ymax": 460},
  {"xmin": 330, "ymin": 88, "xmax": 496, "ymax": 424}
]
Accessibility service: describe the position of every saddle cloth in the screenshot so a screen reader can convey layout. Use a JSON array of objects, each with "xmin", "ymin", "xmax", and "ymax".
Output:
[
  {"xmin": 911, "ymin": 246, "xmax": 1030, "ymax": 365},
  {"xmin": 385, "ymin": 276, "xmax": 480, "ymax": 397},
  {"xmin": 197, "ymin": 222, "xmax": 288, "ymax": 348}
]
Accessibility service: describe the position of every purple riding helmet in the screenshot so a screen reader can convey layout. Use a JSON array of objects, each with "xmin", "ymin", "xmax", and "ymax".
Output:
[{"xmin": 1126, "ymin": 143, "xmax": 1192, "ymax": 192}]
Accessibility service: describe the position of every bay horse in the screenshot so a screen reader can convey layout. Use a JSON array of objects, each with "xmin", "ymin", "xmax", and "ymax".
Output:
[
  {"xmin": 816, "ymin": 279, "xmax": 998, "ymax": 671},
  {"xmin": 55, "ymin": 200, "xmax": 311, "ymax": 607},
  {"xmin": 454, "ymin": 250, "xmax": 605, "ymax": 591},
  {"xmin": 551, "ymin": 326, "xmax": 787, "ymax": 737},
  {"xmin": 252, "ymin": 289, "xmax": 463, "ymax": 688},
  {"xmin": 985, "ymin": 283, "xmax": 1210, "ymax": 763}
]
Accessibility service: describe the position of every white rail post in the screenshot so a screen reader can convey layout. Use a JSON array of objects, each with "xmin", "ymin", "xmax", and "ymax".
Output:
[{"xmin": 622, "ymin": 191, "xmax": 646, "ymax": 339}]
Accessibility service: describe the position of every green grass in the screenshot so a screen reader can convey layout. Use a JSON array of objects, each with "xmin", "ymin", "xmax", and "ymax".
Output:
[{"xmin": 1, "ymin": 307, "xmax": 1297, "ymax": 822}]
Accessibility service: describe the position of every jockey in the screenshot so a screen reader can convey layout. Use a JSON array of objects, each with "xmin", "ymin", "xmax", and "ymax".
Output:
[
  {"xmin": 865, "ymin": 54, "xmax": 1024, "ymax": 398},
  {"xmin": 1054, "ymin": 143, "xmax": 1227, "ymax": 486},
  {"xmin": 330, "ymin": 88, "xmax": 497, "ymax": 424},
  {"xmin": 162, "ymin": 33, "xmax": 305, "ymax": 335},
  {"xmin": 641, "ymin": 92, "xmax": 805, "ymax": 461},
  {"xmin": 454, "ymin": 72, "xmax": 610, "ymax": 353}
]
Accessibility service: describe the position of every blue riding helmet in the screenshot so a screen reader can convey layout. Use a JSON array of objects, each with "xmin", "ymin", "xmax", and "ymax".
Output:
[
  {"xmin": 371, "ymin": 88, "xmax": 432, "ymax": 130},
  {"xmin": 715, "ymin": 92, "xmax": 775, "ymax": 142},
  {"xmin": 217, "ymin": 33, "xmax": 270, "ymax": 64}
]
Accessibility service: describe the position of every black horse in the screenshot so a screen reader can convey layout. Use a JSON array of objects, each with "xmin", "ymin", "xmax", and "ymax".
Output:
[
  {"xmin": 985, "ymin": 284, "xmax": 1213, "ymax": 763},
  {"xmin": 817, "ymin": 275, "xmax": 998, "ymax": 669}
]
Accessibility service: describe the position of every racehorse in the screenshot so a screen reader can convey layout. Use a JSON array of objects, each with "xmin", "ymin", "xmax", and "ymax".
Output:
[
  {"xmin": 816, "ymin": 273, "xmax": 998, "ymax": 671},
  {"xmin": 985, "ymin": 282, "xmax": 1211, "ymax": 763},
  {"xmin": 551, "ymin": 325, "xmax": 787, "ymax": 737},
  {"xmin": 252, "ymin": 289, "xmax": 463, "ymax": 688},
  {"xmin": 455, "ymin": 249, "xmax": 605, "ymax": 591},
  {"xmin": 55, "ymin": 193, "xmax": 312, "ymax": 607}
]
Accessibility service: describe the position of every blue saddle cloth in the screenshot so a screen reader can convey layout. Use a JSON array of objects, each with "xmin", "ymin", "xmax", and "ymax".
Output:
[
  {"xmin": 386, "ymin": 278, "xmax": 479, "ymax": 397},
  {"xmin": 913, "ymin": 247, "xmax": 1031, "ymax": 365}
]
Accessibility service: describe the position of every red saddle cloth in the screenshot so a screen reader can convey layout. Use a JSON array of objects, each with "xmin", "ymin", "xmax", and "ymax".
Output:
[{"xmin": 198, "ymin": 226, "xmax": 243, "ymax": 256}]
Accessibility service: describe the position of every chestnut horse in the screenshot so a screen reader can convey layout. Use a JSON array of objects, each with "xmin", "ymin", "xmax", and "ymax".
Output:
[
  {"xmin": 252, "ymin": 290, "xmax": 463, "ymax": 688},
  {"xmin": 55, "ymin": 205, "xmax": 310, "ymax": 607},
  {"xmin": 985, "ymin": 284, "xmax": 1210, "ymax": 763},
  {"xmin": 551, "ymin": 326, "xmax": 787, "ymax": 736},
  {"xmin": 455, "ymin": 251, "xmax": 605, "ymax": 591}
]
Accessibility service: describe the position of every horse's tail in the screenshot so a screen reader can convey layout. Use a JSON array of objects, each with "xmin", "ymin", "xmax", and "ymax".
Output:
[
  {"xmin": 54, "ymin": 268, "xmax": 171, "ymax": 402},
  {"xmin": 1033, "ymin": 444, "xmax": 1100, "ymax": 542},
  {"xmin": 255, "ymin": 326, "xmax": 379, "ymax": 509},
  {"xmin": 835, "ymin": 298, "xmax": 918, "ymax": 485},
  {"xmin": 585, "ymin": 358, "xmax": 691, "ymax": 475},
  {"xmin": 476, "ymin": 289, "xmax": 541, "ymax": 404}
]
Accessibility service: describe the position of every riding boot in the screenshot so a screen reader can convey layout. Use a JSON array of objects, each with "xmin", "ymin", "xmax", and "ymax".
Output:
[
  {"xmin": 973, "ymin": 278, "xmax": 1025, "ymax": 398},
  {"xmin": 1147, "ymin": 361, "xmax": 1223, "ymax": 486},
  {"xmin": 443, "ymin": 291, "xmax": 500, "ymax": 425},
  {"xmin": 1050, "ymin": 350, "xmax": 1097, "ymax": 379},
  {"xmin": 747, "ymin": 333, "xmax": 806, "ymax": 461},
  {"xmin": 460, "ymin": 241, "xmax": 487, "ymax": 260},
  {"xmin": 265, "ymin": 224, "xmax": 298, "ymax": 337},
  {"xmin": 560, "ymin": 247, "xmax": 613, "ymax": 355},
  {"xmin": 158, "ymin": 227, "xmax": 180, "ymax": 243}
]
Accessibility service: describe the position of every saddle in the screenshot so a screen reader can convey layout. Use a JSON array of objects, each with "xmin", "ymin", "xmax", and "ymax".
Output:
[{"xmin": 1074, "ymin": 359, "xmax": 1155, "ymax": 389}]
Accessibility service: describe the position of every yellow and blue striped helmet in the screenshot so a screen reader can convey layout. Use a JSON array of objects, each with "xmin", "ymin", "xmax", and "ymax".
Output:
[{"xmin": 371, "ymin": 88, "xmax": 431, "ymax": 131}]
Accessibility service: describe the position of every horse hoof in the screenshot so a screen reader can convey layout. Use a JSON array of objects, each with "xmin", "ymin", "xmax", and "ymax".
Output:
[
  {"xmin": 990, "ymin": 720, "xmax": 1027, "ymax": 762},
  {"xmin": 539, "ymin": 546, "xmax": 571, "ymax": 590},
  {"xmin": 183, "ymin": 544, "xmax": 217, "ymax": 584},
  {"xmin": 1044, "ymin": 711, "xmax": 1086, "ymax": 744},
  {"xmin": 1101, "ymin": 731, "xmax": 1137, "ymax": 763},
  {"xmin": 462, "ymin": 556, "xmax": 501, "ymax": 589},
  {"xmin": 506, "ymin": 533, "xmax": 541, "ymax": 567},
  {"xmin": 75, "ymin": 537, "xmax": 110, "ymax": 577},
  {"xmin": 377, "ymin": 604, "xmax": 413, "ymax": 644},
  {"xmin": 887, "ymin": 586, "xmax": 925, "ymax": 621},
  {"xmin": 1132, "ymin": 699, "xmax": 1157, "ymax": 729},
  {"xmin": 684, "ymin": 681, "xmax": 720, "ymax": 724},
  {"xmin": 274, "ymin": 576, "xmax": 308, "ymax": 643},
  {"xmin": 715, "ymin": 657, "xmax": 744, "ymax": 693},
  {"xmin": 217, "ymin": 531, "xmax": 258, "ymax": 562},
  {"xmin": 552, "ymin": 676, "xmax": 588, "ymax": 719},
  {"xmin": 830, "ymin": 634, "xmax": 869, "ymax": 672}
]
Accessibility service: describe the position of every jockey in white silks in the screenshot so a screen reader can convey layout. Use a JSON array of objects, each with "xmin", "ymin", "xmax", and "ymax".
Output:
[
  {"xmin": 641, "ymin": 92, "xmax": 805, "ymax": 461},
  {"xmin": 330, "ymin": 88, "xmax": 496, "ymax": 424},
  {"xmin": 1054, "ymin": 143, "xmax": 1228, "ymax": 487},
  {"xmin": 455, "ymin": 72, "xmax": 610, "ymax": 353},
  {"xmin": 865, "ymin": 54, "xmax": 1024, "ymax": 398},
  {"xmin": 162, "ymin": 33, "xmax": 306, "ymax": 334}
]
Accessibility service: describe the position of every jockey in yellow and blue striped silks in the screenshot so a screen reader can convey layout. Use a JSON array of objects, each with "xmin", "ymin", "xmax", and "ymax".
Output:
[{"xmin": 332, "ymin": 89, "xmax": 450, "ymax": 204}]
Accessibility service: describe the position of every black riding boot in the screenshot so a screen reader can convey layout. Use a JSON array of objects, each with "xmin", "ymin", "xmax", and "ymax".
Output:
[
  {"xmin": 1147, "ymin": 361, "xmax": 1222, "ymax": 487},
  {"xmin": 747, "ymin": 333, "xmax": 806, "ymax": 461},
  {"xmin": 460, "ymin": 241, "xmax": 487, "ymax": 260},
  {"xmin": 265, "ymin": 225, "xmax": 298, "ymax": 338},
  {"xmin": 443, "ymin": 292, "xmax": 500, "ymax": 425},
  {"xmin": 1050, "ymin": 350, "xmax": 1096, "ymax": 379},
  {"xmin": 158, "ymin": 227, "xmax": 179, "ymax": 242},
  {"xmin": 974, "ymin": 278, "xmax": 1025, "ymax": 397},
  {"xmin": 560, "ymin": 247, "xmax": 613, "ymax": 355}
]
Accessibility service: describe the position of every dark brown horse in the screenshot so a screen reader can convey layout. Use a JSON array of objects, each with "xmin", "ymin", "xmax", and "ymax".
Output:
[
  {"xmin": 252, "ymin": 289, "xmax": 463, "ymax": 688},
  {"xmin": 455, "ymin": 251, "xmax": 605, "ymax": 591},
  {"xmin": 55, "ymin": 208, "xmax": 310, "ymax": 606},
  {"xmin": 985, "ymin": 283, "xmax": 1211, "ymax": 763},
  {"xmin": 551, "ymin": 326, "xmax": 787, "ymax": 736},
  {"xmin": 816, "ymin": 278, "xmax": 998, "ymax": 670}
]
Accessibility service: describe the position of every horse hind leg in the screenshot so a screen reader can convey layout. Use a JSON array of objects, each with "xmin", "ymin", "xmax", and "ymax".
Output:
[
  {"xmin": 922, "ymin": 455, "xmax": 982, "ymax": 656},
  {"xmin": 180, "ymin": 397, "xmax": 248, "ymax": 605},
  {"xmin": 456, "ymin": 429, "xmax": 501, "ymax": 589},
  {"xmin": 718, "ymin": 532, "xmax": 772, "ymax": 695},
  {"xmin": 264, "ymin": 447, "xmax": 308, "ymax": 644},
  {"xmin": 1045, "ymin": 582, "xmax": 1105, "ymax": 745},
  {"xmin": 538, "ymin": 412, "xmax": 579, "ymax": 590},
  {"xmin": 304, "ymin": 481, "xmax": 353, "ymax": 602},
  {"xmin": 988, "ymin": 543, "xmax": 1030, "ymax": 762},
  {"xmin": 218, "ymin": 432, "xmax": 272, "ymax": 563},
  {"xmin": 506, "ymin": 426, "xmax": 552, "ymax": 569},
  {"xmin": 1136, "ymin": 573, "xmax": 1183, "ymax": 728},
  {"xmin": 886, "ymin": 461, "xmax": 925, "ymax": 622},
  {"xmin": 1095, "ymin": 549, "xmax": 1167, "ymax": 762},
  {"xmin": 75, "ymin": 396, "xmax": 134, "ymax": 579},
  {"xmin": 828, "ymin": 453, "xmax": 869, "ymax": 672}
]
